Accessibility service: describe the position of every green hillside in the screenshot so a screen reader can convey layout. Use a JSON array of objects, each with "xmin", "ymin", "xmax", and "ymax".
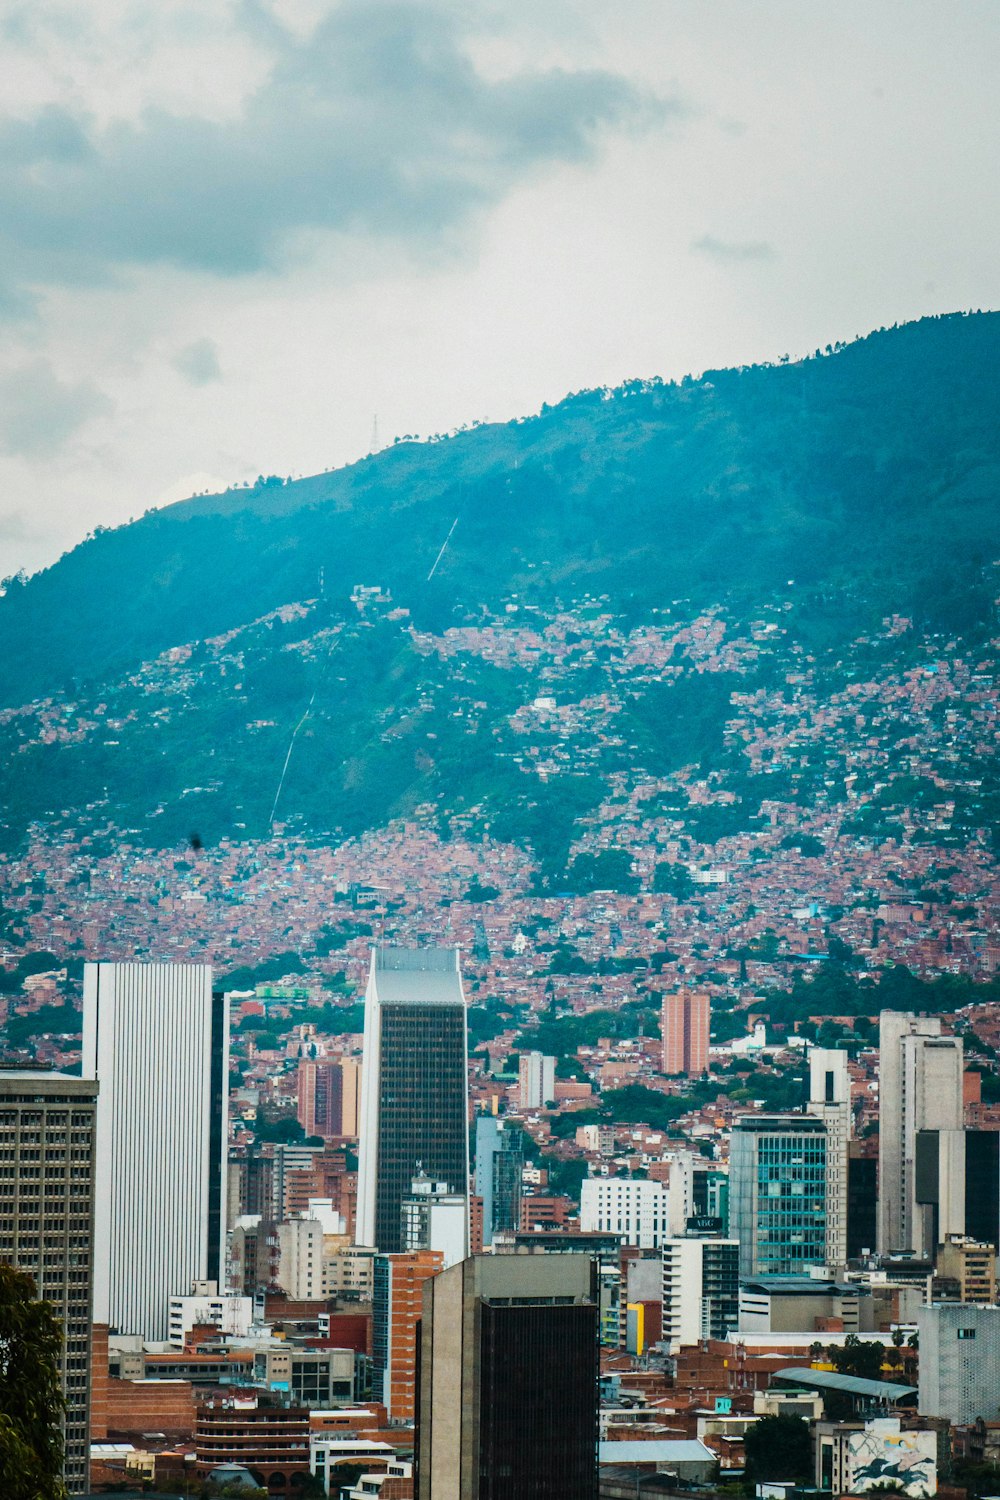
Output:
[
  {"xmin": 1, "ymin": 312, "xmax": 998, "ymax": 704},
  {"xmin": 0, "ymin": 312, "xmax": 997, "ymax": 863}
]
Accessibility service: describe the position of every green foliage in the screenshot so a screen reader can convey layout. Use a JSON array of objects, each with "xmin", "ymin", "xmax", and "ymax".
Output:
[
  {"xmin": 743, "ymin": 1415, "xmax": 812, "ymax": 1484},
  {"xmin": 2, "ymin": 1003, "xmax": 80, "ymax": 1050},
  {"xmin": 2, "ymin": 315, "xmax": 1000, "ymax": 855},
  {"xmin": 0, "ymin": 1264, "xmax": 67, "ymax": 1500},
  {"xmin": 828, "ymin": 1334, "xmax": 884, "ymax": 1381},
  {"xmin": 563, "ymin": 849, "xmax": 638, "ymax": 895},
  {"xmin": 218, "ymin": 952, "xmax": 307, "ymax": 990},
  {"xmin": 0, "ymin": 953, "xmax": 62, "ymax": 994},
  {"xmin": 462, "ymin": 880, "xmax": 500, "ymax": 902}
]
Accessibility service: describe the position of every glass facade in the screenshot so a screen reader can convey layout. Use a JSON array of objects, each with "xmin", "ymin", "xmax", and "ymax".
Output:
[
  {"xmin": 375, "ymin": 1003, "xmax": 468, "ymax": 1254},
  {"xmin": 477, "ymin": 1300, "xmax": 599, "ymax": 1500},
  {"xmin": 731, "ymin": 1116, "xmax": 827, "ymax": 1278}
]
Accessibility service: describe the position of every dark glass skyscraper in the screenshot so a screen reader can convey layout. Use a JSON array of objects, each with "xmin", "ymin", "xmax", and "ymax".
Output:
[
  {"xmin": 417, "ymin": 1253, "xmax": 599, "ymax": 1500},
  {"xmin": 357, "ymin": 947, "xmax": 469, "ymax": 1256}
]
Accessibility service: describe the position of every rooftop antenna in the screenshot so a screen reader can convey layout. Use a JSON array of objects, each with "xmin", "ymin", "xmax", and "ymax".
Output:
[{"xmin": 369, "ymin": 413, "xmax": 380, "ymax": 455}]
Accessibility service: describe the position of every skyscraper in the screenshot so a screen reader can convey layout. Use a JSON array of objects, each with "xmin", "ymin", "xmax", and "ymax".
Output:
[
  {"xmin": 356, "ymin": 946, "xmax": 469, "ymax": 1256},
  {"xmin": 473, "ymin": 1116, "xmax": 522, "ymax": 1247},
  {"xmin": 0, "ymin": 1069, "xmax": 99, "ymax": 1495},
  {"xmin": 729, "ymin": 1114, "xmax": 828, "ymax": 1278},
  {"xmin": 806, "ymin": 1047, "xmax": 851, "ymax": 1271},
  {"xmin": 82, "ymin": 961, "xmax": 230, "ymax": 1341},
  {"xmin": 416, "ymin": 1253, "xmax": 599, "ymax": 1499},
  {"xmin": 877, "ymin": 1011, "xmax": 963, "ymax": 1256},
  {"xmin": 661, "ymin": 990, "xmax": 710, "ymax": 1077}
]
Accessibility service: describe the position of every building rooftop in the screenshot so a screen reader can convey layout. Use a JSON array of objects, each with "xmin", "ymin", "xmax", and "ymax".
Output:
[
  {"xmin": 774, "ymin": 1368, "xmax": 918, "ymax": 1402},
  {"xmin": 598, "ymin": 1440, "xmax": 716, "ymax": 1464},
  {"xmin": 371, "ymin": 945, "xmax": 463, "ymax": 1006}
]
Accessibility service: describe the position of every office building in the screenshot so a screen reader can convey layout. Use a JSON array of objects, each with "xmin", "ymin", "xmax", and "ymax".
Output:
[
  {"xmin": 401, "ymin": 1169, "xmax": 467, "ymax": 1268},
  {"xmin": 511, "ymin": 1230, "xmax": 624, "ymax": 1348},
  {"xmin": 474, "ymin": 1116, "xmax": 523, "ymax": 1247},
  {"xmin": 417, "ymin": 1253, "xmax": 599, "ymax": 1499},
  {"xmin": 965, "ymin": 1129, "xmax": 1000, "ymax": 1245},
  {"xmin": 737, "ymin": 1275, "xmax": 871, "ymax": 1334},
  {"xmin": 917, "ymin": 1303, "xmax": 1000, "ymax": 1423},
  {"xmin": 692, "ymin": 1167, "xmax": 730, "ymax": 1232},
  {"xmin": 847, "ymin": 1145, "xmax": 878, "ymax": 1259},
  {"xmin": 82, "ymin": 961, "xmax": 229, "ymax": 1341},
  {"xmin": 373, "ymin": 1249, "xmax": 443, "ymax": 1421},
  {"xmin": 276, "ymin": 1215, "xmax": 326, "ymax": 1300},
  {"xmin": 580, "ymin": 1176, "xmax": 669, "ymax": 1249},
  {"xmin": 729, "ymin": 1115, "xmax": 827, "ymax": 1278},
  {"xmin": 518, "ymin": 1050, "xmax": 556, "ymax": 1110},
  {"xmin": 0, "ymin": 1070, "xmax": 98, "ymax": 1495},
  {"xmin": 661, "ymin": 1237, "xmax": 739, "ymax": 1352},
  {"xmin": 661, "ymin": 990, "xmax": 709, "ymax": 1077},
  {"xmin": 297, "ymin": 1056, "xmax": 360, "ymax": 1139},
  {"xmin": 807, "ymin": 1047, "xmax": 851, "ymax": 1271},
  {"xmin": 936, "ymin": 1234, "xmax": 997, "ymax": 1303},
  {"xmin": 357, "ymin": 947, "xmax": 469, "ymax": 1256},
  {"xmin": 877, "ymin": 1012, "xmax": 963, "ymax": 1257},
  {"xmin": 167, "ymin": 1281, "xmax": 253, "ymax": 1347}
]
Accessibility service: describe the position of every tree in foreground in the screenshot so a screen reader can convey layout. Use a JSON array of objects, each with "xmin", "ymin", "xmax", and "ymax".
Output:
[
  {"xmin": 743, "ymin": 1414, "xmax": 812, "ymax": 1485},
  {"xmin": 0, "ymin": 1263, "xmax": 66, "ymax": 1500}
]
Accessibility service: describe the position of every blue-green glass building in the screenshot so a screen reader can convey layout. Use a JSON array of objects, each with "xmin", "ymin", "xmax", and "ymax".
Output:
[{"xmin": 730, "ymin": 1114, "xmax": 828, "ymax": 1278}]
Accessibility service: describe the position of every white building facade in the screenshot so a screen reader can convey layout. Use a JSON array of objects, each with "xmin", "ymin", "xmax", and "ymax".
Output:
[
  {"xmin": 167, "ymin": 1282, "xmax": 253, "ymax": 1348},
  {"xmin": 82, "ymin": 962, "xmax": 230, "ymax": 1341},
  {"xmin": 807, "ymin": 1047, "xmax": 852, "ymax": 1272},
  {"xmin": 580, "ymin": 1177, "xmax": 669, "ymax": 1249}
]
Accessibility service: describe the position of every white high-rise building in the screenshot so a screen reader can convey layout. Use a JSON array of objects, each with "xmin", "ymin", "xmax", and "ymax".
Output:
[
  {"xmin": 877, "ymin": 1012, "xmax": 964, "ymax": 1257},
  {"xmin": 661, "ymin": 1237, "xmax": 740, "ymax": 1352},
  {"xmin": 518, "ymin": 1051, "xmax": 556, "ymax": 1110},
  {"xmin": 580, "ymin": 1177, "xmax": 669, "ymax": 1249},
  {"xmin": 807, "ymin": 1048, "xmax": 852, "ymax": 1272},
  {"xmin": 82, "ymin": 962, "xmax": 229, "ymax": 1341}
]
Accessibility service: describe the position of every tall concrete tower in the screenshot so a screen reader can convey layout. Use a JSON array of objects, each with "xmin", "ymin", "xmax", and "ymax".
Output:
[
  {"xmin": 807, "ymin": 1047, "xmax": 852, "ymax": 1272},
  {"xmin": 878, "ymin": 1011, "xmax": 963, "ymax": 1256}
]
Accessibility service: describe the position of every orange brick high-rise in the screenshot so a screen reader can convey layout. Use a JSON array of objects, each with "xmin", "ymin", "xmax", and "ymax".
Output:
[{"xmin": 661, "ymin": 990, "xmax": 709, "ymax": 1077}]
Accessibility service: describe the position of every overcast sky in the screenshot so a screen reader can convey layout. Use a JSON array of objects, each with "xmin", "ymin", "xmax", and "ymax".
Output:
[{"xmin": 1, "ymin": 0, "xmax": 998, "ymax": 576}]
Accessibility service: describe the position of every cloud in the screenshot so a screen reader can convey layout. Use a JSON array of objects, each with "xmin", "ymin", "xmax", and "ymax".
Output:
[
  {"xmin": 692, "ymin": 234, "xmax": 776, "ymax": 262},
  {"xmin": 0, "ymin": 509, "xmax": 29, "ymax": 542},
  {"xmin": 173, "ymin": 338, "xmax": 222, "ymax": 385},
  {"xmin": 0, "ymin": 1, "xmax": 663, "ymax": 308},
  {"xmin": 0, "ymin": 359, "xmax": 112, "ymax": 457}
]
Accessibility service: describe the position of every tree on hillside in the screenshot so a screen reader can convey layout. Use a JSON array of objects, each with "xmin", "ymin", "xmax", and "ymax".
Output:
[
  {"xmin": 744, "ymin": 1415, "xmax": 812, "ymax": 1483},
  {"xmin": 0, "ymin": 1264, "xmax": 67, "ymax": 1499}
]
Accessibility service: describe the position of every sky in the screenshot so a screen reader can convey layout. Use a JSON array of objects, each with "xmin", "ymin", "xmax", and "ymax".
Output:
[{"xmin": 1, "ymin": 0, "xmax": 998, "ymax": 577}]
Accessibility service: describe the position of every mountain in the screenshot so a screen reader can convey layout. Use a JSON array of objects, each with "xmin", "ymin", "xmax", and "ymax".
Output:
[{"xmin": 0, "ymin": 311, "xmax": 998, "ymax": 863}]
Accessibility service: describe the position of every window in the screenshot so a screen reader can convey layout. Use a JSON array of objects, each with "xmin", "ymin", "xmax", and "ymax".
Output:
[{"xmin": 958, "ymin": 1328, "xmax": 977, "ymax": 1340}]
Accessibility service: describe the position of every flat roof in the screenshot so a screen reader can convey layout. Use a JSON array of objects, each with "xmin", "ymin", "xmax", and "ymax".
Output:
[
  {"xmin": 599, "ymin": 1440, "xmax": 715, "ymax": 1464},
  {"xmin": 774, "ymin": 1368, "xmax": 918, "ymax": 1401},
  {"xmin": 741, "ymin": 1277, "xmax": 862, "ymax": 1296},
  {"xmin": 373, "ymin": 946, "xmax": 463, "ymax": 1006}
]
